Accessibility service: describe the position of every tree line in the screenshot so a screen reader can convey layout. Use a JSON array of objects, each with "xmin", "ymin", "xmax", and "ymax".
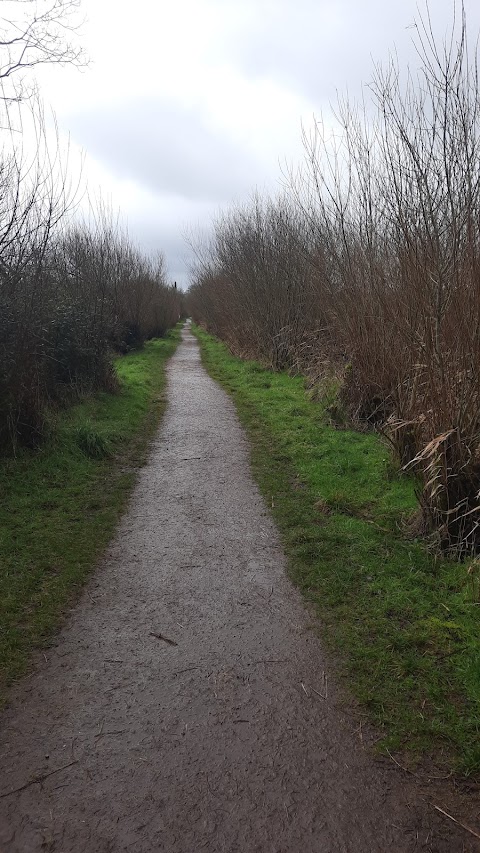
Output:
[
  {"xmin": 0, "ymin": 1, "xmax": 182, "ymax": 452},
  {"xmin": 188, "ymin": 5, "xmax": 480, "ymax": 557}
]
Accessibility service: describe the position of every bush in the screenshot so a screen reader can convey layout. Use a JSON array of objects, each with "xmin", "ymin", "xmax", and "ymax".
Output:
[{"xmin": 188, "ymin": 6, "xmax": 480, "ymax": 556}]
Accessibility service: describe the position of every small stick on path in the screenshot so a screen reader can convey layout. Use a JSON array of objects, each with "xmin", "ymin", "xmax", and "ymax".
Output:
[
  {"xmin": 96, "ymin": 729, "xmax": 126, "ymax": 739},
  {"xmin": 312, "ymin": 672, "xmax": 328, "ymax": 700},
  {"xmin": 433, "ymin": 805, "xmax": 480, "ymax": 841},
  {"xmin": 0, "ymin": 760, "xmax": 78, "ymax": 799},
  {"xmin": 150, "ymin": 631, "xmax": 178, "ymax": 646},
  {"xmin": 386, "ymin": 750, "xmax": 452, "ymax": 782},
  {"xmin": 173, "ymin": 666, "xmax": 200, "ymax": 675}
]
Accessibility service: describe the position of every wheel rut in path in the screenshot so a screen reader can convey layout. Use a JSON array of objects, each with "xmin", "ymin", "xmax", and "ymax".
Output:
[{"xmin": 0, "ymin": 326, "xmax": 476, "ymax": 852}]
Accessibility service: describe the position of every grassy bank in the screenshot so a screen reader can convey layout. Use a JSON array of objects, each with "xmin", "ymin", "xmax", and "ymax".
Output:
[
  {"xmin": 0, "ymin": 330, "xmax": 180, "ymax": 699},
  {"xmin": 194, "ymin": 326, "xmax": 480, "ymax": 776}
]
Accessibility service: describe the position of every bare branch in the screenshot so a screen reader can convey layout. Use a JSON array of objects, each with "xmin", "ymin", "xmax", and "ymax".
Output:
[{"xmin": 0, "ymin": 0, "xmax": 87, "ymax": 100}]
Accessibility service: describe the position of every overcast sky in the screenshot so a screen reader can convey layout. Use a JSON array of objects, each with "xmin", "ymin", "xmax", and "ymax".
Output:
[{"xmin": 32, "ymin": 0, "xmax": 480, "ymax": 288}]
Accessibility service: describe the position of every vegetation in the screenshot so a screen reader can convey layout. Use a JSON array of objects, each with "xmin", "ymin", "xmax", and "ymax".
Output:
[
  {"xmin": 188, "ymin": 7, "xmax": 480, "ymax": 557},
  {"xmin": 0, "ymin": 0, "xmax": 186, "ymax": 695},
  {"xmin": 0, "ymin": 2, "xmax": 184, "ymax": 454},
  {"xmin": 0, "ymin": 330, "xmax": 179, "ymax": 699},
  {"xmin": 0, "ymin": 1, "xmax": 185, "ymax": 697},
  {"xmin": 0, "ymin": 183, "xmax": 183, "ymax": 452},
  {"xmin": 194, "ymin": 327, "xmax": 480, "ymax": 775}
]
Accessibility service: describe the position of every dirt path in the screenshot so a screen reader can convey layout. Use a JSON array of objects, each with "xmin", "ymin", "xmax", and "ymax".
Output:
[{"xmin": 0, "ymin": 326, "xmax": 477, "ymax": 853}]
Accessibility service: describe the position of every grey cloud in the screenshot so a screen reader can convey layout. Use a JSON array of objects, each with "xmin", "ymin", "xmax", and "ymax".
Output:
[
  {"xmin": 122, "ymin": 197, "xmax": 222, "ymax": 290},
  {"xmin": 66, "ymin": 97, "xmax": 263, "ymax": 204},
  {"xmin": 129, "ymin": 222, "xmax": 193, "ymax": 289},
  {"xmin": 220, "ymin": 0, "xmax": 480, "ymax": 103}
]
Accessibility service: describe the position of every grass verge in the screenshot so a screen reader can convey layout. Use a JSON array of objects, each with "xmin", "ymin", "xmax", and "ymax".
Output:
[
  {"xmin": 194, "ymin": 326, "xmax": 480, "ymax": 776},
  {"xmin": 0, "ymin": 329, "xmax": 180, "ymax": 700}
]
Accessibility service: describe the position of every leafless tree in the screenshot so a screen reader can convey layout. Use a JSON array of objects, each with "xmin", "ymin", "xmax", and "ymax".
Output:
[
  {"xmin": 288, "ymin": 2, "xmax": 480, "ymax": 554},
  {"xmin": 188, "ymin": 193, "xmax": 321, "ymax": 369},
  {"xmin": 190, "ymin": 3, "xmax": 480, "ymax": 555},
  {"xmin": 0, "ymin": 0, "xmax": 86, "ymax": 98}
]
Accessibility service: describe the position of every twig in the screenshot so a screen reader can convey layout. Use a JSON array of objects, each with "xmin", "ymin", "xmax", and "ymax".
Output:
[
  {"xmin": 173, "ymin": 666, "xmax": 200, "ymax": 675},
  {"xmin": 386, "ymin": 750, "xmax": 452, "ymax": 781},
  {"xmin": 95, "ymin": 729, "xmax": 126, "ymax": 738},
  {"xmin": 258, "ymin": 586, "xmax": 275, "ymax": 602},
  {"xmin": 312, "ymin": 687, "xmax": 327, "ymax": 700},
  {"xmin": 312, "ymin": 671, "xmax": 328, "ymax": 700},
  {"xmin": 386, "ymin": 749, "xmax": 415, "ymax": 776},
  {"xmin": 150, "ymin": 631, "xmax": 178, "ymax": 646},
  {"xmin": 0, "ymin": 760, "xmax": 78, "ymax": 799},
  {"xmin": 433, "ymin": 805, "xmax": 480, "ymax": 840},
  {"xmin": 301, "ymin": 682, "xmax": 309, "ymax": 696}
]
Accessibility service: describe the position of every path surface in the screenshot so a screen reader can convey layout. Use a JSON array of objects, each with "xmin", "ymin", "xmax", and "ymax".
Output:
[{"xmin": 0, "ymin": 326, "xmax": 476, "ymax": 853}]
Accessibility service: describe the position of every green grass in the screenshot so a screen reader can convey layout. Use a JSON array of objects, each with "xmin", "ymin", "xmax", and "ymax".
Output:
[
  {"xmin": 194, "ymin": 326, "xmax": 480, "ymax": 776},
  {"xmin": 0, "ymin": 330, "xmax": 180, "ymax": 699}
]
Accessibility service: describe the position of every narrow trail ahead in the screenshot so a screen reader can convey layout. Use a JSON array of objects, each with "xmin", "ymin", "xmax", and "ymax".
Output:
[{"xmin": 0, "ymin": 327, "xmax": 474, "ymax": 852}]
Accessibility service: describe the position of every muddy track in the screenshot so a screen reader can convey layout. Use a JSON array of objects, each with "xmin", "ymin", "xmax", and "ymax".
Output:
[{"xmin": 0, "ymin": 325, "xmax": 477, "ymax": 852}]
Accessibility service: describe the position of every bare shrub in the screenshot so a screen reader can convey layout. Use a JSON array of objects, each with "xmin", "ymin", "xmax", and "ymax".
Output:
[
  {"xmin": 0, "ymin": 3, "xmax": 180, "ymax": 453},
  {"xmin": 292, "ymin": 3, "xmax": 480, "ymax": 554},
  {"xmin": 0, "ymin": 133, "xmax": 180, "ymax": 451},
  {"xmin": 0, "ymin": 98, "xmax": 72, "ymax": 447},
  {"xmin": 189, "ymin": 4, "xmax": 480, "ymax": 555},
  {"xmin": 188, "ymin": 194, "xmax": 322, "ymax": 369}
]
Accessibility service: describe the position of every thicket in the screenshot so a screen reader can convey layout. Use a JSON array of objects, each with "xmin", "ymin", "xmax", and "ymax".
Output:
[
  {"xmin": 0, "ymin": 5, "xmax": 182, "ymax": 453},
  {"xmin": 188, "ymin": 6, "xmax": 480, "ymax": 557},
  {"xmin": 0, "ymin": 118, "xmax": 182, "ymax": 451},
  {"xmin": 188, "ymin": 196, "xmax": 321, "ymax": 370}
]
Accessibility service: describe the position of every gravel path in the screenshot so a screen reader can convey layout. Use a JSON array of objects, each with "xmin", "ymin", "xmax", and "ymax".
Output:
[{"xmin": 0, "ymin": 325, "xmax": 476, "ymax": 852}]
